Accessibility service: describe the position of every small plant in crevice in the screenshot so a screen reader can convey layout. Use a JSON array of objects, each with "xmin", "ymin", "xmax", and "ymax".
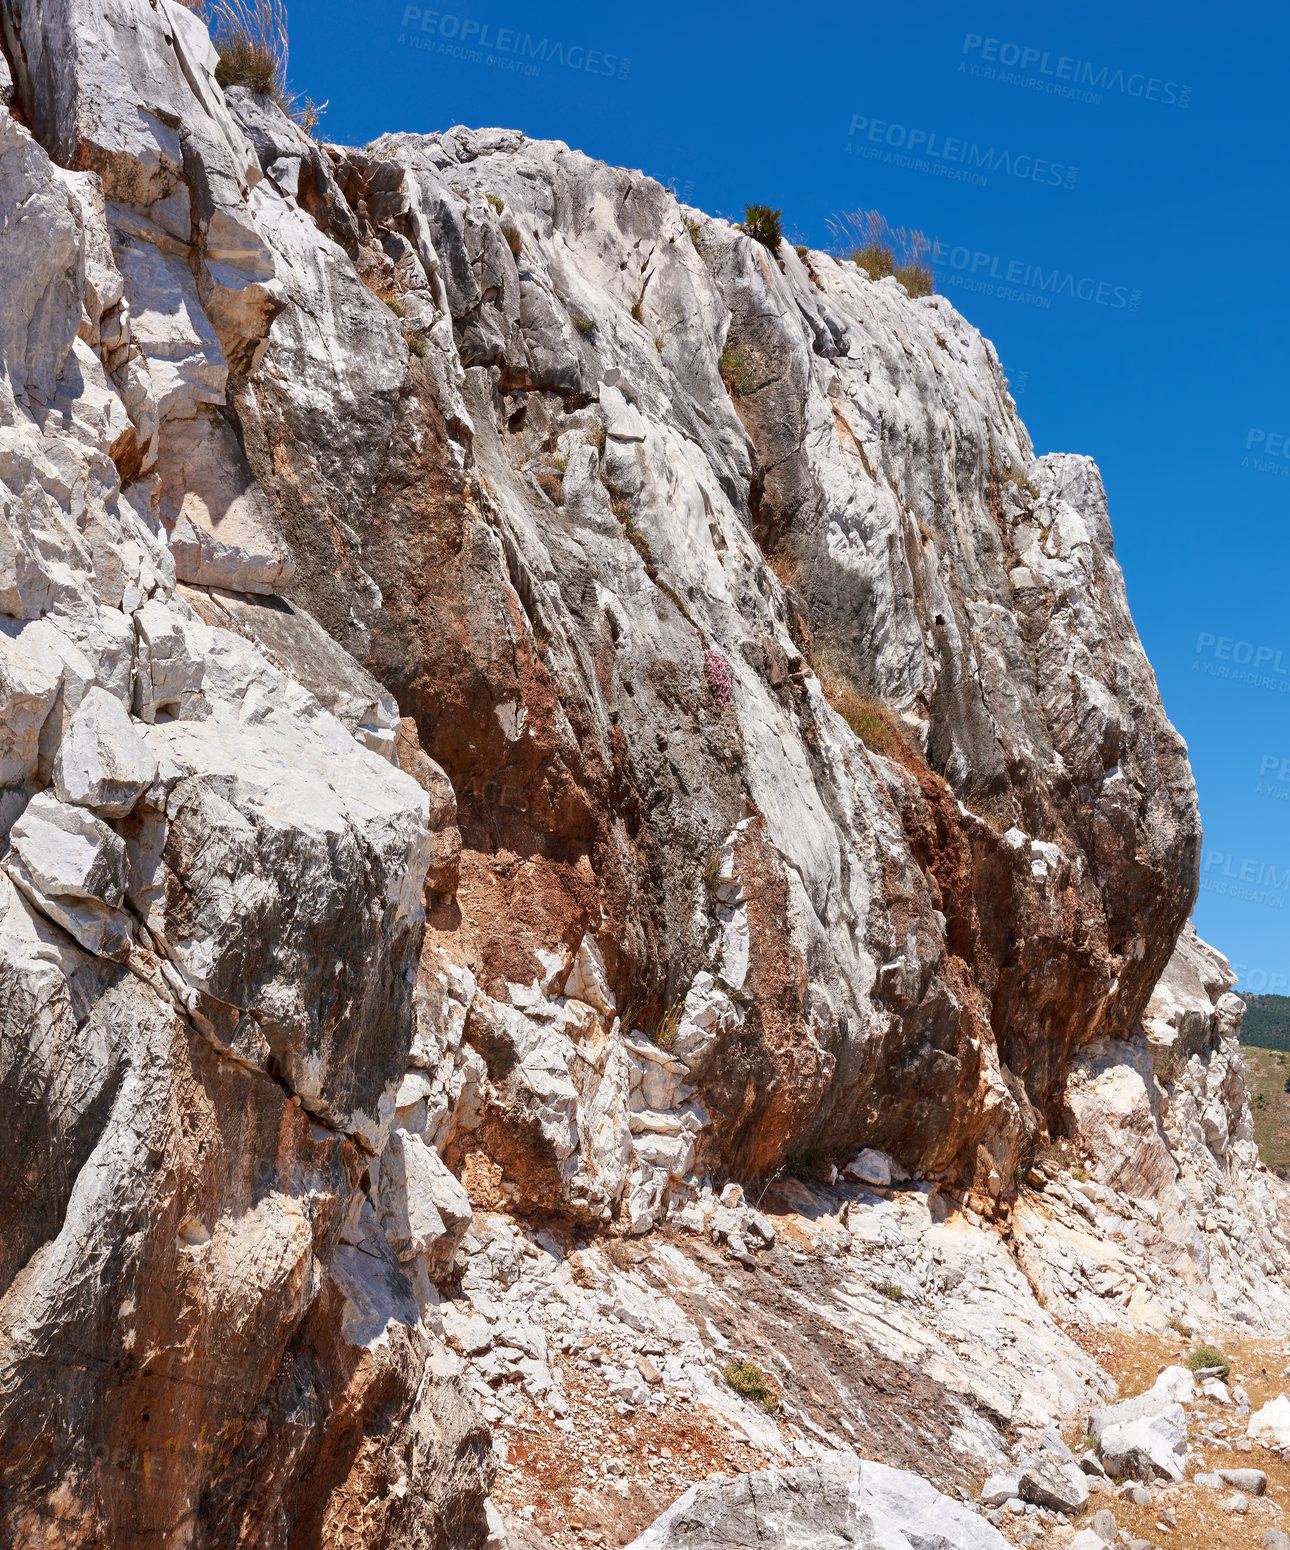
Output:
[
  {"xmin": 703, "ymin": 648, "xmax": 732, "ymax": 708},
  {"xmin": 602, "ymin": 478, "xmax": 630, "ymax": 524},
  {"xmin": 877, "ymin": 1279, "xmax": 905, "ymax": 1302},
  {"xmin": 794, "ymin": 244, "xmax": 809, "ymax": 259},
  {"xmin": 501, "ymin": 222, "xmax": 523, "ymax": 258},
  {"xmin": 606, "ymin": 1240, "xmax": 636, "ymax": 1271},
  {"xmin": 785, "ymin": 1146, "xmax": 822, "ymax": 1177},
  {"xmin": 684, "ymin": 215, "xmax": 714, "ymax": 264},
  {"xmin": 652, "ymin": 996, "xmax": 685, "ymax": 1052},
  {"xmin": 386, "ymin": 297, "xmax": 406, "ymax": 318},
  {"xmin": 656, "ymin": 579, "xmax": 693, "ymax": 623},
  {"xmin": 569, "ymin": 311, "xmax": 597, "ymax": 337},
  {"xmin": 963, "ymin": 783, "xmax": 1012, "ymax": 833},
  {"xmin": 702, "ymin": 848, "xmax": 725, "ymax": 902},
  {"xmin": 631, "ymin": 298, "xmax": 644, "ymax": 324},
  {"xmin": 999, "ymin": 464, "xmax": 1041, "ymax": 500},
  {"xmin": 407, "ymin": 335, "xmax": 427, "ymax": 358},
  {"xmin": 741, "ymin": 203, "xmax": 783, "ymax": 252},
  {"xmin": 485, "ymin": 192, "xmax": 504, "ymax": 212},
  {"xmin": 723, "ymin": 1357, "xmax": 777, "ymax": 1413},
  {"xmin": 720, "ymin": 341, "xmax": 755, "ymax": 398}
]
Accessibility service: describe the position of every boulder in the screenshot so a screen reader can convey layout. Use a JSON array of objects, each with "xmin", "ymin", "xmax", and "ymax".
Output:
[
  {"xmin": 1018, "ymin": 1455, "xmax": 1089, "ymax": 1513},
  {"xmin": 1248, "ymin": 1395, "xmax": 1290, "ymax": 1447},
  {"xmin": 1096, "ymin": 1405, "xmax": 1188, "ymax": 1482},
  {"xmin": 52, "ymin": 685, "xmax": 157, "ymax": 817},
  {"xmin": 625, "ymin": 1452, "xmax": 1010, "ymax": 1549},
  {"xmin": 846, "ymin": 1150, "xmax": 892, "ymax": 1188},
  {"xmin": 1219, "ymin": 1468, "xmax": 1267, "ymax": 1494},
  {"xmin": 7, "ymin": 789, "xmax": 132, "ymax": 956},
  {"xmin": 378, "ymin": 1129, "xmax": 473, "ymax": 1280},
  {"xmin": 0, "ymin": 624, "xmax": 61, "ymax": 784},
  {"xmin": 980, "ymin": 1475, "xmax": 1018, "ymax": 1506}
]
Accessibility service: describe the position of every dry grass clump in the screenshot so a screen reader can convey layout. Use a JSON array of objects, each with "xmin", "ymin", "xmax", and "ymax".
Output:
[
  {"xmin": 814, "ymin": 648, "xmax": 909, "ymax": 761},
  {"xmin": 827, "ymin": 210, "xmax": 935, "ymax": 297},
  {"xmin": 188, "ymin": 0, "xmax": 325, "ymax": 132}
]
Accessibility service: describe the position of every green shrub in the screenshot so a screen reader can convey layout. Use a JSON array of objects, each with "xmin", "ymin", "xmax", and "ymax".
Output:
[
  {"xmin": 723, "ymin": 1358, "xmax": 777, "ymax": 1412},
  {"xmin": 485, "ymin": 192, "xmax": 504, "ymax": 212},
  {"xmin": 742, "ymin": 204, "xmax": 783, "ymax": 251},
  {"xmin": 877, "ymin": 1280, "xmax": 905, "ymax": 1302},
  {"xmin": 387, "ymin": 297, "xmax": 406, "ymax": 318},
  {"xmin": 1187, "ymin": 1344, "xmax": 1231, "ymax": 1377},
  {"xmin": 407, "ymin": 335, "xmax": 426, "ymax": 358},
  {"xmin": 794, "ymin": 244, "xmax": 809, "ymax": 259},
  {"xmin": 570, "ymin": 311, "xmax": 597, "ymax": 337}
]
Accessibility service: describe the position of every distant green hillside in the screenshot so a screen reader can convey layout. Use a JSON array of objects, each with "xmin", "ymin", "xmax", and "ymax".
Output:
[{"xmin": 1239, "ymin": 993, "xmax": 1290, "ymax": 1051}]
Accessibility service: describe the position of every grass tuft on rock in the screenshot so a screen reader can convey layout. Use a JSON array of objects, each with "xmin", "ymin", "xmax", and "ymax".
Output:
[
  {"xmin": 827, "ymin": 210, "xmax": 936, "ymax": 297},
  {"xmin": 723, "ymin": 1357, "xmax": 777, "ymax": 1412},
  {"xmin": 194, "ymin": 0, "xmax": 324, "ymax": 131}
]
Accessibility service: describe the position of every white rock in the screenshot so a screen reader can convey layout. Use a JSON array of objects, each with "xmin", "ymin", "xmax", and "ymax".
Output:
[
  {"xmin": 133, "ymin": 599, "xmax": 205, "ymax": 722},
  {"xmin": 564, "ymin": 931, "xmax": 614, "ymax": 1014},
  {"xmin": 1248, "ymin": 1394, "xmax": 1290, "ymax": 1447},
  {"xmin": 52, "ymin": 686, "xmax": 158, "ymax": 817},
  {"xmin": 1097, "ymin": 1406, "xmax": 1188, "ymax": 1481},
  {"xmin": 981, "ymin": 1474, "xmax": 1019, "ymax": 1505},
  {"xmin": 7, "ymin": 790, "xmax": 132, "ymax": 956},
  {"xmin": 0, "ymin": 625, "xmax": 61, "ymax": 785},
  {"xmin": 845, "ymin": 1149, "xmax": 892, "ymax": 1188}
]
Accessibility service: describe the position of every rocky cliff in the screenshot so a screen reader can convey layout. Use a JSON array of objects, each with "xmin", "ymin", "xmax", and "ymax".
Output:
[{"xmin": 0, "ymin": 3, "xmax": 1282, "ymax": 1547}]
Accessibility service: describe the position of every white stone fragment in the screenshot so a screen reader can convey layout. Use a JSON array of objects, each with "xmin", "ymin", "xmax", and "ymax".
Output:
[{"xmin": 52, "ymin": 686, "xmax": 158, "ymax": 817}]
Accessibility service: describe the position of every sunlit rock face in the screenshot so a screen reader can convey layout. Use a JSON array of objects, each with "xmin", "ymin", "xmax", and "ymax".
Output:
[{"xmin": 0, "ymin": 1, "xmax": 1258, "ymax": 1544}]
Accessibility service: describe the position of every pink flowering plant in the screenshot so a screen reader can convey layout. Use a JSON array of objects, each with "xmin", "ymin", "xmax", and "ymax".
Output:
[{"xmin": 703, "ymin": 647, "xmax": 732, "ymax": 708}]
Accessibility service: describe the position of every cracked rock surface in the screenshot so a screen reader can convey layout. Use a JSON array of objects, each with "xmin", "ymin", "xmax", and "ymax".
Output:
[{"xmin": 0, "ymin": 2, "xmax": 1283, "ymax": 1547}]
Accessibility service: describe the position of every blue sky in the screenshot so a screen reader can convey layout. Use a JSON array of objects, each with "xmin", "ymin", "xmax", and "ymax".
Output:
[{"xmin": 289, "ymin": 0, "xmax": 1290, "ymax": 994}]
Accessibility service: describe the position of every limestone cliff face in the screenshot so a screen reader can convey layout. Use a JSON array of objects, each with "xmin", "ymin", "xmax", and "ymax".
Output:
[{"xmin": 0, "ymin": 1, "xmax": 1265, "ymax": 1545}]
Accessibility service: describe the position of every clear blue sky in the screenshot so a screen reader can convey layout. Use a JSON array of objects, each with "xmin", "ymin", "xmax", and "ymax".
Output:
[{"xmin": 289, "ymin": 0, "xmax": 1290, "ymax": 995}]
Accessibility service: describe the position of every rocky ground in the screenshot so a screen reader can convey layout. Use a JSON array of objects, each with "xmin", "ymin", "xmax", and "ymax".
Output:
[{"xmin": 448, "ymin": 1184, "xmax": 1290, "ymax": 1550}]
